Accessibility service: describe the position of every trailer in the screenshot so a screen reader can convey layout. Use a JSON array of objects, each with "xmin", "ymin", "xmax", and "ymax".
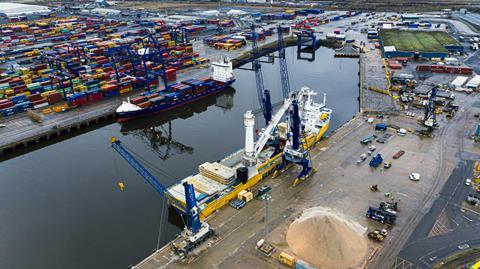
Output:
[{"xmin": 366, "ymin": 207, "xmax": 396, "ymax": 224}]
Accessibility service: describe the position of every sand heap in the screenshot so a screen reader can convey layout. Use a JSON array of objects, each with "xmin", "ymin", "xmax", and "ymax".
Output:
[{"xmin": 286, "ymin": 207, "xmax": 368, "ymax": 269}]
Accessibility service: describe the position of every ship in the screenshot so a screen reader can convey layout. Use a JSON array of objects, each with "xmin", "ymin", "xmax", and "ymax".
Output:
[
  {"xmin": 115, "ymin": 59, "xmax": 235, "ymax": 122},
  {"xmin": 166, "ymin": 87, "xmax": 332, "ymax": 220}
]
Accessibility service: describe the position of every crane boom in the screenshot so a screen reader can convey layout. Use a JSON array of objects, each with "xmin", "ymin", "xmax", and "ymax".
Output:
[
  {"xmin": 254, "ymin": 97, "xmax": 293, "ymax": 157},
  {"xmin": 251, "ymin": 24, "xmax": 272, "ymax": 124},
  {"xmin": 110, "ymin": 137, "xmax": 185, "ymax": 212},
  {"xmin": 277, "ymin": 25, "xmax": 291, "ymax": 99}
]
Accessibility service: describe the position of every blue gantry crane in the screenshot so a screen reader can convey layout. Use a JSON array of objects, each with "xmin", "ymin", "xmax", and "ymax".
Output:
[
  {"xmin": 107, "ymin": 30, "xmax": 171, "ymax": 92},
  {"xmin": 110, "ymin": 137, "xmax": 213, "ymax": 257},
  {"xmin": 40, "ymin": 51, "xmax": 74, "ymax": 99}
]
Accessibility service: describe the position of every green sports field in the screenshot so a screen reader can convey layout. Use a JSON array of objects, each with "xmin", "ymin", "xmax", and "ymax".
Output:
[{"xmin": 380, "ymin": 30, "xmax": 459, "ymax": 53}]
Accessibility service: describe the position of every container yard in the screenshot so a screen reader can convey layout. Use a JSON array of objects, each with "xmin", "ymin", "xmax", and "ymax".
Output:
[{"xmin": 2, "ymin": 2, "xmax": 480, "ymax": 269}]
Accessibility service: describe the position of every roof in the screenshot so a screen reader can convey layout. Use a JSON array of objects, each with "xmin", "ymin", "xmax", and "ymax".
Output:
[
  {"xmin": 384, "ymin": 46, "xmax": 396, "ymax": 52},
  {"xmin": 467, "ymin": 75, "xmax": 480, "ymax": 88},
  {"xmin": 0, "ymin": 3, "xmax": 50, "ymax": 17},
  {"xmin": 451, "ymin": 76, "xmax": 469, "ymax": 87}
]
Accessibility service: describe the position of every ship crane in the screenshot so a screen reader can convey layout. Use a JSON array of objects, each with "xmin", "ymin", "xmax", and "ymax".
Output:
[
  {"xmin": 276, "ymin": 25, "xmax": 315, "ymax": 186},
  {"xmin": 283, "ymin": 98, "xmax": 315, "ymax": 186},
  {"xmin": 236, "ymin": 24, "xmax": 273, "ymax": 125},
  {"xmin": 243, "ymin": 94, "xmax": 295, "ymax": 177},
  {"xmin": 276, "ymin": 24, "xmax": 291, "ymax": 99},
  {"xmin": 110, "ymin": 137, "xmax": 213, "ymax": 257}
]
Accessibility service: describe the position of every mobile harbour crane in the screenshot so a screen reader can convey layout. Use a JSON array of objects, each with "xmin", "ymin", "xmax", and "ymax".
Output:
[{"xmin": 110, "ymin": 137, "xmax": 213, "ymax": 258}]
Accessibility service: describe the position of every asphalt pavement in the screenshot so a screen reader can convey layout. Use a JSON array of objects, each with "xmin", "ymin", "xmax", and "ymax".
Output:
[{"xmin": 396, "ymin": 160, "xmax": 480, "ymax": 269}]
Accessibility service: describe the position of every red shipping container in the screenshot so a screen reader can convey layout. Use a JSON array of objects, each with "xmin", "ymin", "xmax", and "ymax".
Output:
[
  {"xmin": 28, "ymin": 93, "xmax": 42, "ymax": 102},
  {"xmin": 389, "ymin": 63, "xmax": 402, "ymax": 70},
  {"xmin": 88, "ymin": 92, "xmax": 103, "ymax": 102},
  {"xmin": 146, "ymin": 93, "xmax": 159, "ymax": 99},
  {"xmin": 0, "ymin": 101, "xmax": 14, "ymax": 110},
  {"xmin": 71, "ymin": 97, "xmax": 88, "ymax": 106},
  {"xmin": 444, "ymin": 66, "xmax": 459, "ymax": 74},
  {"xmin": 32, "ymin": 98, "xmax": 47, "ymax": 105},
  {"xmin": 431, "ymin": 65, "xmax": 445, "ymax": 73},
  {"xmin": 416, "ymin": 64, "xmax": 431, "ymax": 72},
  {"xmin": 47, "ymin": 92, "xmax": 63, "ymax": 104},
  {"xmin": 131, "ymin": 96, "xmax": 147, "ymax": 104},
  {"xmin": 395, "ymin": 57, "xmax": 408, "ymax": 63},
  {"xmin": 459, "ymin": 67, "xmax": 473, "ymax": 75},
  {"xmin": 137, "ymin": 101, "xmax": 152, "ymax": 108}
]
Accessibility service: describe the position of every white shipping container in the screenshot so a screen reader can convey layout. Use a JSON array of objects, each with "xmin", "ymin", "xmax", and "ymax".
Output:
[{"xmin": 33, "ymin": 102, "xmax": 48, "ymax": 109}]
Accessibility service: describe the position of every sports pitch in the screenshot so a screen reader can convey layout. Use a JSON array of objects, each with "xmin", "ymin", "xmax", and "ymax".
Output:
[{"xmin": 380, "ymin": 30, "xmax": 459, "ymax": 53}]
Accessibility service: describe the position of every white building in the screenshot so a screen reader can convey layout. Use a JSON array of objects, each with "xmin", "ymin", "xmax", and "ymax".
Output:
[
  {"xmin": 0, "ymin": 3, "xmax": 51, "ymax": 18},
  {"xmin": 450, "ymin": 76, "xmax": 469, "ymax": 88},
  {"xmin": 466, "ymin": 75, "xmax": 480, "ymax": 90}
]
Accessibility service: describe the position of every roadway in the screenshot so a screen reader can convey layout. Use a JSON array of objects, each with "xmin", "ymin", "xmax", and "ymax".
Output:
[{"xmin": 391, "ymin": 98, "xmax": 480, "ymax": 268}]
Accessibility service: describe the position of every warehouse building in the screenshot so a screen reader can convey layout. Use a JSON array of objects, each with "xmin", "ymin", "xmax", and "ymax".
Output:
[{"xmin": 0, "ymin": 3, "xmax": 51, "ymax": 18}]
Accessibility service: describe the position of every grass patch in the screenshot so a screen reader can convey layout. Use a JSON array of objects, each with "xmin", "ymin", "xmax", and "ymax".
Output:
[{"xmin": 380, "ymin": 30, "xmax": 459, "ymax": 53}]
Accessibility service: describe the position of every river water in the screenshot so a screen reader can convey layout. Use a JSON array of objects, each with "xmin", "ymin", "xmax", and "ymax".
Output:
[{"xmin": 0, "ymin": 46, "xmax": 359, "ymax": 269}]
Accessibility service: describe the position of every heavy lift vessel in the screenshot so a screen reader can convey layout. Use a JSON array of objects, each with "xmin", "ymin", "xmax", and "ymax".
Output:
[{"xmin": 110, "ymin": 88, "xmax": 331, "ymax": 255}]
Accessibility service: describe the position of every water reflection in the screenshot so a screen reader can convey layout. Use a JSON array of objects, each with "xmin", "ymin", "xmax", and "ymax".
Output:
[{"xmin": 120, "ymin": 87, "xmax": 235, "ymax": 160}]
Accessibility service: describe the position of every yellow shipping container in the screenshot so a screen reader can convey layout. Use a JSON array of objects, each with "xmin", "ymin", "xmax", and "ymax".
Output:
[
  {"xmin": 96, "ymin": 68, "xmax": 103, "ymax": 73},
  {"xmin": 18, "ymin": 91, "xmax": 30, "ymax": 97},
  {"xmin": 5, "ymin": 89, "xmax": 13, "ymax": 95},
  {"xmin": 120, "ymin": 87, "xmax": 132, "ymax": 94},
  {"xmin": 42, "ymin": 108, "xmax": 53, "ymax": 115}
]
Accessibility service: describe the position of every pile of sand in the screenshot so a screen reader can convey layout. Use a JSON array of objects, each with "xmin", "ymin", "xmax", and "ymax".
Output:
[{"xmin": 286, "ymin": 207, "xmax": 368, "ymax": 269}]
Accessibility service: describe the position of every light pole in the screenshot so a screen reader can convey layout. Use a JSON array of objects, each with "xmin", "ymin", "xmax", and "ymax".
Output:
[{"xmin": 262, "ymin": 193, "xmax": 271, "ymax": 239}]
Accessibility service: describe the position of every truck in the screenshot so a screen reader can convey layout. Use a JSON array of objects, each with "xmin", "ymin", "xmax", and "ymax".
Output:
[
  {"xmin": 361, "ymin": 134, "xmax": 377, "ymax": 145},
  {"xmin": 369, "ymin": 154, "xmax": 383, "ymax": 168},
  {"xmin": 279, "ymin": 252, "xmax": 296, "ymax": 267},
  {"xmin": 368, "ymin": 229, "xmax": 388, "ymax": 241},
  {"xmin": 375, "ymin": 123, "xmax": 387, "ymax": 131},
  {"xmin": 366, "ymin": 207, "xmax": 396, "ymax": 224}
]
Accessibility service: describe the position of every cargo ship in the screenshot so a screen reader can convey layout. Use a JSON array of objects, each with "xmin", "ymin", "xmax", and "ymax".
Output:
[
  {"xmin": 115, "ymin": 59, "xmax": 235, "ymax": 122},
  {"xmin": 167, "ymin": 87, "xmax": 332, "ymax": 220}
]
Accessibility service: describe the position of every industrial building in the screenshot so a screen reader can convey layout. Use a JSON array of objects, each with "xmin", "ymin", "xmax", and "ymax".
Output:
[{"xmin": 0, "ymin": 3, "xmax": 51, "ymax": 18}]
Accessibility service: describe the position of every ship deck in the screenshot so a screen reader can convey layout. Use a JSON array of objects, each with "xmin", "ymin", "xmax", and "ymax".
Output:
[{"xmin": 167, "ymin": 147, "xmax": 276, "ymax": 208}]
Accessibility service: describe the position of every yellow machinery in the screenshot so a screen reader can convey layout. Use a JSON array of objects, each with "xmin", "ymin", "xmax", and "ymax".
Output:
[{"xmin": 279, "ymin": 252, "xmax": 296, "ymax": 267}]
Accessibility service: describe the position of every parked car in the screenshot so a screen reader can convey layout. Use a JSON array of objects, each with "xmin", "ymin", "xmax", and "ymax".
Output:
[
  {"xmin": 376, "ymin": 137, "xmax": 387, "ymax": 143},
  {"xmin": 393, "ymin": 150, "xmax": 405, "ymax": 159},
  {"xmin": 397, "ymin": 128, "xmax": 407, "ymax": 136},
  {"xmin": 255, "ymin": 185, "xmax": 271, "ymax": 199},
  {"xmin": 465, "ymin": 178, "xmax": 472, "ymax": 186},
  {"xmin": 384, "ymin": 161, "xmax": 392, "ymax": 169},
  {"xmin": 409, "ymin": 173, "xmax": 420, "ymax": 181}
]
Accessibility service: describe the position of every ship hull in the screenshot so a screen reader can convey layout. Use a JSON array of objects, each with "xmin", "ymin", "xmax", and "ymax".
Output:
[{"xmin": 116, "ymin": 79, "xmax": 235, "ymax": 122}]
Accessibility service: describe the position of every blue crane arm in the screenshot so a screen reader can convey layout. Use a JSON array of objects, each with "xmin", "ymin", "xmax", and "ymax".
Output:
[
  {"xmin": 251, "ymin": 24, "xmax": 272, "ymax": 124},
  {"xmin": 277, "ymin": 25, "xmax": 291, "ymax": 99},
  {"xmin": 110, "ymin": 137, "xmax": 185, "ymax": 212}
]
